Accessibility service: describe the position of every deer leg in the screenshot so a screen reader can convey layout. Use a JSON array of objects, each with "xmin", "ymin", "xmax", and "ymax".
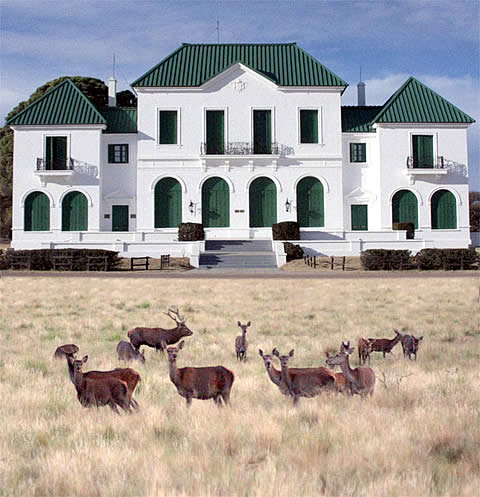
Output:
[
  {"xmin": 185, "ymin": 395, "xmax": 192, "ymax": 407},
  {"xmin": 109, "ymin": 401, "xmax": 121, "ymax": 414},
  {"xmin": 221, "ymin": 390, "xmax": 231, "ymax": 405},
  {"xmin": 130, "ymin": 397, "xmax": 140, "ymax": 410}
]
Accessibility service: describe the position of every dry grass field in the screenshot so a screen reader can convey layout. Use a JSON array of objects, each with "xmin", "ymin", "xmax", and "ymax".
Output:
[{"xmin": 0, "ymin": 275, "xmax": 479, "ymax": 497}]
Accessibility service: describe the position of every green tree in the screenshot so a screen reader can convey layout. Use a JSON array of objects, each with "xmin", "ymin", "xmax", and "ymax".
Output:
[
  {"xmin": 0, "ymin": 76, "xmax": 136, "ymax": 238},
  {"xmin": 470, "ymin": 191, "xmax": 480, "ymax": 232}
]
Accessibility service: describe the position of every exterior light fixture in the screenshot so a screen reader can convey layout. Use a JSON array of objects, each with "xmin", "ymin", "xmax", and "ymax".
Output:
[
  {"xmin": 189, "ymin": 201, "xmax": 195, "ymax": 214},
  {"xmin": 285, "ymin": 198, "xmax": 291, "ymax": 212}
]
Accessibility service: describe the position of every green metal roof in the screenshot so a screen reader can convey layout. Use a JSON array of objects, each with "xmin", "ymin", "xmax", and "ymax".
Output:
[
  {"xmin": 341, "ymin": 106, "xmax": 382, "ymax": 132},
  {"xmin": 371, "ymin": 77, "xmax": 475, "ymax": 124},
  {"xmin": 100, "ymin": 107, "xmax": 137, "ymax": 133},
  {"xmin": 132, "ymin": 43, "xmax": 348, "ymax": 88},
  {"xmin": 7, "ymin": 79, "xmax": 107, "ymax": 126}
]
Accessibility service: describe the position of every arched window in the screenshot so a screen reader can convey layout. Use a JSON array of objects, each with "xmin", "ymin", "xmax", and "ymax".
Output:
[
  {"xmin": 431, "ymin": 190, "xmax": 456, "ymax": 229},
  {"xmin": 249, "ymin": 177, "xmax": 277, "ymax": 228},
  {"xmin": 154, "ymin": 178, "xmax": 182, "ymax": 228},
  {"xmin": 62, "ymin": 191, "xmax": 88, "ymax": 231},
  {"xmin": 392, "ymin": 190, "xmax": 418, "ymax": 229},
  {"xmin": 296, "ymin": 177, "xmax": 324, "ymax": 227},
  {"xmin": 24, "ymin": 192, "xmax": 50, "ymax": 231},
  {"xmin": 202, "ymin": 177, "xmax": 230, "ymax": 227}
]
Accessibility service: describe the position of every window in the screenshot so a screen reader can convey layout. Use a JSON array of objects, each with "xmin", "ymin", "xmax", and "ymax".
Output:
[
  {"xmin": 299, "ymin": 110, "xmax": 318, "ymax": 143},
  {"xmin": 206, "ymin": 110, "xmax": 225, "ymax": 154},
  {"xmin": 45, "ymin": 136, "xmax": 67, "ymax": 170},
  {"xmin": 108, "ymin": 144, "xmax": 128, "ymax": 164},
  {"xmin": 350, "ymin": 143, "xmax": 366, "ymax": 163},
  {"xmin": 159, "ymin": 110, "xmax": 178, "ymax": 144},
  {"xmin": 351, "ymin": 205, "xmax": 368, "ymax": 231},
  {"xmin": 412, "ymin": 135, "xmax": 433, "ymax": 168}
]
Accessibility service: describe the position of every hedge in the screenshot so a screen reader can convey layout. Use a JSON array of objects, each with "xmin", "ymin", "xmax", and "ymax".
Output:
[
  {"xmin": 416, "ymin": 248, "xmax": 477, "ymax": 270},
  {"xmin": 360, "ymin": 249, "xmax": 412, "ymax": 271},
  {"xmin": 272, "ymin": 221, "xmax": 300, "ymax": 240},
  {"xmin": 393, "ymin": 222, "xmax": 415, "ymax": 240},
  {"xmin": 283, "ymin": 242, "xmax": 304, "ymax": 261},
  {"xmin": 178, "ymin": 223, "xmax": 205, "ymax": 241}
]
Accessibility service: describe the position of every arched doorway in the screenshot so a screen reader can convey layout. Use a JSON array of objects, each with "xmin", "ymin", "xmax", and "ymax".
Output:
[
  {"xmin": 202, "ymin": 177, "xmax": 230, "ymax": 227},
  {"xmin": 154, "ymin": 178, "xmax": 182, "ymax": 228},
  {"xmin": 392, "ymin": 190, "xmax": 418, "ymax": 229},
  {"xmin": 24, "ymin": 191, "xmax": 50, "ymax": 231},
  {"xmin": 296, "ymin": 177, "xmax": 324, "ymax": 227},
  {"xmin": 62, "ymin": 191, "xmax": 88, "ymax": 231},
  {"xmin": 249, "ymin": 177, "xmax": 277, "ymax": 227},
  {"xmin": 431, "ymin": 190, "xmax": 456, "ymax": 229}
]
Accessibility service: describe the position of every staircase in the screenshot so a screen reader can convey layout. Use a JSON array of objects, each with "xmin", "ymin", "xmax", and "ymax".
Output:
[{"xmin": 199, "ymin": 240, "xmax": 278, "ymax": 270}]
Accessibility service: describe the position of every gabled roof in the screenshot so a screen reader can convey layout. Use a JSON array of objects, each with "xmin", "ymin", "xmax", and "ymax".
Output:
[
  {"xmin": 100, "ymin": 107, "xmax": 137, "ymax": 133},
  {"xmin": 132, "ymin": 43, "xmax": 348, "ymax": 88},
  {"xmin": 7, "ymin": 79, "xmax": 107, "ymax": 126},
  {"xmin": 371, "ymin": 77, "xmax": 475, "ymax": 124},
  {"xmin": 341, "ymin": 106, "xmax": 382, "ymax": 132}
]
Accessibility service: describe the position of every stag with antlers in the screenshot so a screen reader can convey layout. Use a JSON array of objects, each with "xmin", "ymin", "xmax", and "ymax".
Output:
[{"xmin": 127, "ymin": 307, "xmax": 193, "ymax": 353}]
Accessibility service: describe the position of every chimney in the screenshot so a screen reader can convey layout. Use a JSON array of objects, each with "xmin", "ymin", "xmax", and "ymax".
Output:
[
  {"xmin": 108, "ymin": 76, "xmax": 117, "ymax": 107},
  {"xmin": 357, "ymin": 80, "xmax": 366, "ymax": 106}
]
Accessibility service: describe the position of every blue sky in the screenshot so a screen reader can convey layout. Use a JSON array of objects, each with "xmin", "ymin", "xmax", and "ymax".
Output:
[{"xmin": 1, "ymin": 0, "xmax": 479, "ymax": 187}]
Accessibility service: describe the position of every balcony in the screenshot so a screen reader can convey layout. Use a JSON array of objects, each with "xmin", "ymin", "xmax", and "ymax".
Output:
[
  {"xmin": 200, "ymin": 141, "xmax": 281, "ymax": 157},
  {"xmin": 35, "ymin": 157, "xmax": 98, "ymax": 184},
  {"xmin": 405, "ymin": 155, "xmax": 447, "ymax": 184}
]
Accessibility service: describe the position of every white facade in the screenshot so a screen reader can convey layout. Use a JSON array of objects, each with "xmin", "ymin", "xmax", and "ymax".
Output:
[{"xmin": 9, "ymin": 51, "xmax": 474, "ymax": 265}]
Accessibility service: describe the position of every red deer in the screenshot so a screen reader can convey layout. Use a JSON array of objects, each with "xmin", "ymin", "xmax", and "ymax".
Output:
[
  {"xmin": 235, "ymin": 321, "xmax": 250, "ymax": 361},
  {"xmin": 368, "ymin": 330, "xmax": 403, "ymax": 358},
  {"xmin": 65, "ymin": 355, "xmax": 141, "ymax": 409},
  {"xmin": 163, "ymin": 340, "xmax": 234, "ymax": 407},
  {"xmin": 68, "ymin": 356, "xmax": 130, "ymax": 414},
  {"xmin": 401, "ymin": 334, "xmax": 423, "ymax": 360},
  {"xmin": 117, "ymin": 341, "xmax": 145, "ymax": 363},
  {"xmin": 326, "ymin": 346, "xmax": 375, "ymax": 398},
  {"xmin": 272, "ymin": 348, "xmax": 336, "ymax": 405},
  {"xmin": 324, "ymin": 351, "xmax": 349, "ymax": 394},
  {"xmin": 128, "ymin": 308, "xmax": 193, "ymax": 353},
  {"xmin": 54, "ymin": 344, "xmax": 79, "ymax": 359},
  {"xmin": 358, "ymin": 337, "xmax": 375, "ymax": 365}
]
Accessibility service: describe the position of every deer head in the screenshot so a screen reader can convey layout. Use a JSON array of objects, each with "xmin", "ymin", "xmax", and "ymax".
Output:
[
  {"xmin": 238, "ymin": 321, "xmax": 251, "ymax": 333},
  {"xmin": 136, "ymin": 348, "xmax": 146, "ymax": 364},
  {"xmin": 162, "ymin": 340, "xmax": 185, "ymax": 362},
  {"xmin": 258, "ymin": 349, "xmax": 275, "ymax": 370},
  {"xmin": 326, "ymin": 347, "xmax": 354, "ymax": 368},
  {"xmin": 272, "ymin": 348, "xmax": 294, "ymax": 368},
  {"xmin": 340, "ymin": 341, "xmax": 350, "ymax": 353},
  {"xmin": 164, "ymin": 308, "xmax": 193, "ymax": 336}
]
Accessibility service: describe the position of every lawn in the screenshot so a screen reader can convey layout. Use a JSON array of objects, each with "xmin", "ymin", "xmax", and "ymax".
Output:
[{"xmin": 0, "ymin": 275, "xmax": 479, "ymax": 497}]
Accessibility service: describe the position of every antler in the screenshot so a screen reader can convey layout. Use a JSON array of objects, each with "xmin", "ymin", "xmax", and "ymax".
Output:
[{"xmin": 164, "ymin": 307, "xmax": 186, "ymax": 324}]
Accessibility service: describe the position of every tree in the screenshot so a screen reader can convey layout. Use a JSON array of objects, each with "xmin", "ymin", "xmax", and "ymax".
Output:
[
  {"xmin": 470, "ymin": 191, "xmax": 480, "ymax": 232},
  {"xmin": 0, "ymin": 76, "xmax": 136, "ymax": 238}
]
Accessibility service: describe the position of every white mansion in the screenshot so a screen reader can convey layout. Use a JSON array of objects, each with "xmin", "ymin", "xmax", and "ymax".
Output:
[{"xmin": 8, "ymin": 43, "xmax": 475, "ymax": 267}]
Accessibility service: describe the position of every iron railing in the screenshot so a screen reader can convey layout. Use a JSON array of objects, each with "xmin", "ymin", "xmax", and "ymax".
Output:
[
  {"xmin": 406, "ymin": 156, "xmax": 445, "ymax": 169},
  {"xmin": 36, "ymin": 157, "xmax": 74, "ymax": 171},
  {"xmin": 200, "ymin": 141, "xmax": 280, "ymax": 155}
]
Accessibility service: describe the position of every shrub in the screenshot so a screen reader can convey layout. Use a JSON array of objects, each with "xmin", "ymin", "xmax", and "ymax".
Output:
[
  {"xmin": 6, "ymin": 249, "xmax": 121, "ymax": 271},
  {"xmin": 393, "ymin": 222, "xmax": 415, "ymax": 240},
  {"xmin": 178, "ymin": 223, "xmax": 204, "ymax": 241},
  {"xmin": 360, "ymin": 249, "xmax": 412, "ymax": 271},
  {"xmin": 283, "ymin": 242, "xmax": 304, "ymax": 261},
  {"xmin": 416, "ymin": 248, "xmax": 477, "ymax": 270},
  {"xmin": 272, "ymin": 222, "xmax": 300, "ymax": 240}
]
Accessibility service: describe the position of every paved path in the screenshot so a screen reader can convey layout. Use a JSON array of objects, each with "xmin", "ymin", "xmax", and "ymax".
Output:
[{"xmin": 1, "ymin": 269, "xmax": 478, "ymax": 279}]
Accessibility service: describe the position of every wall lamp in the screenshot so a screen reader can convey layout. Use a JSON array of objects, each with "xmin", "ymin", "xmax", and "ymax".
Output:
[
  {"xmin": 188, "ymin": 201, "xmax": 195, "ymax": 214},
  {"xmin": 285, "ymin": 198, "xmax": 291, "ymax": 212}
]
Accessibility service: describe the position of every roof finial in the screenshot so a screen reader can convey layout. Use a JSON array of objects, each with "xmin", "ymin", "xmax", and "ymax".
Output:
[
  {"xmin": 113, "ymin": 53, "xmax": 116, "ymax": 78},
  {"xmin": 216, "ymin": 20, "xmax": 220, "ymax": 43},
  {"xmin": 359, "ymin": 65, "xmax": 362, "ymax": 83}
]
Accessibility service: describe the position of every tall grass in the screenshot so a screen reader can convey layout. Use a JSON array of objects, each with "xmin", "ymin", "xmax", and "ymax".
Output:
[{"xmin": 0, "ymin": 276, "xmax": 479, "ymax": 496}]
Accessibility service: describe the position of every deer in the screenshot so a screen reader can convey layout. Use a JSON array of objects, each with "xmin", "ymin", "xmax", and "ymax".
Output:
[
  {"xmin": 272, "ymin": 348, "xmax": 336, "ymax": 405},
  {"xmin": 163, "ymin": 340, "xmax": 234, "ymax": 407},
  {"xmin": 358, "ymin": 337, "xmax": 375, "ymax": 365},
  {"xmin": 127, "ymin": 308, "xmax": 193, "ymax": 353},
  {"xmin": 235, "ymin": 321, "xmax": 250, "ymax": 361},
  {"xmin": 368, "ymin": 330, "xmax": 403, "ymax": 358},
  {"xmin": 326, "ymin": 344, "xmax": 376, "ymax": 398},
  {"xmin": 53, "ymin": 344, "xmax": 79, "ymax": 359},
  {"xmin": 117, "ymin": 341, "xmax": 146, "ymax": 364},
  {"xmin": 64, "ymin": 355, "xmax": 141, "ymax": 409},
  {"xmin": 401, "ymin": 334, "xmax": 423, "ymax": 360},
  {"xmin": 324, "ymin": 350, "xmax": 349, "ymax": 394},
  {"xmin": 68, "ymin": 356, "xmax": 130, "ymax": 414}
]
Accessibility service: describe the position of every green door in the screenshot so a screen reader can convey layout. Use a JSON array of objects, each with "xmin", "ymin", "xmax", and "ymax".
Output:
[
  {"xmin": 206, "ymin": 111, "xmax": 224, "ymax": 154},
  {"xmin": 431, "ymin": 190, "xmax": 456, "ymax": 229},
  {"xmin": 296, "ymin": 177, "xmax": 324, "ymax": 227},
  {"xmin": 112, "ymin": 205, "xmax": 129, "ymax": 232},
  {"xmin": 202, "ymin": 177, "xmax": 230, "ymax": 227},
  {"xmin": 253, "ymin": 110, "xmax": 271, "ymax": 154},
  {"xmin": 62, "ymin": 191, "xmax": 88, "ymax": 231},
  {"xmin": 412, "ymin": 135, "xmax": 433, "ymax": 168},
  {"xmin": 351, "ymin": 205, "xmax": 368, "ymax": 231},
  {"xmin": 392, "ymin": 190, "xmax": 418, "ymax": 229},
  {"xmin": 25, "ymin": 192, "xmax": 50, "ymax": 231},
  {"xmin": 155, "ymin": 178, "xmax": 182, "ymax": 228},
  {"xmin": 249, "ymin": 177, "xmax": 277, "ymax": 227},
  {"xmin": 46, "ymin": 136, "xmax": 67, "ymax": 170}
]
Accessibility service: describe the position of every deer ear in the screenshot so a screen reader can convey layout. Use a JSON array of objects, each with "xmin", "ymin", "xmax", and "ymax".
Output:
[
  {"xmin": 82, "ymin": 355, "xmax": 88, "ymax": 363},
  {"xmin": 247, "ymin": 321, "xmax": 251, "ymax": 327},
  {"xmin": 237, "ymin": 321, "xmax": 241, "ymax": 327},
  {"xmin": 258, "ymin": 349, "xmax": 264, "ymax": 357},
  {"xmin": 272, "ymin": 348, "xmax": 279, "ymax": 357},
  {"xmin": 289, "ymin": 349, "xmax": 294, "ymax": 357},
  {"xmin": 418, "ymin": 336, "xmax": 423, "ymax": 341},
  {"xmin": 178, "ymin": 340, "xmax": 185, "ymax": 349}
]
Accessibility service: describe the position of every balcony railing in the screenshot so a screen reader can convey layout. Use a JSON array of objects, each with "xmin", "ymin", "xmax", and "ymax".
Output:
[
  {"xmin": 200, "ymin": 141, "xmax": 280, "ymax": 156},
  {"xmin": 36, "ymin": 157, "xmax": 74, "ymax": 171},
  {"xmin": 406, "ymin": 156, "xmax": 445, "ymax": 169}
]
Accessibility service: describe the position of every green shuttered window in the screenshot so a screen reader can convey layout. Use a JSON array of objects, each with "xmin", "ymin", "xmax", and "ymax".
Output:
[
  {"xmin": 62, "ymin": 191, "xmax": 88, "ymax": 231},
  {"xmin": 300, "ymin": 110, "xmax": 318, "ymax": 144},
  {"xmin": 431, "ymin": 190, "xmax": 456, "ymax": 229},
  {"xmin": 412, "ymin": 135, "xmax": 433, "ymax": 168},
  {"xmin": 206, "ymin": 111, "xmax": 225, "ymax": 154},
  {"xmin": 155, "ymin": 178, "xmax": 182, "ymax": 228},
  {"xmin": 24, "ymin": 192, "xmax": 50, "ymax": 231},
  {"xmin": 296, "ymin": 177, "xmax": 324, "ymax": 227},
  {"xmin": 112, "ymin": 205, "xmax": 129, "ymax": 231},
  {"xmin": 350, "ymin": 143, "xmax": 366, "ymax": 163},
  {"xmin": 351, "ymin": 205, "xmax": 368, "ymax": 231},
  {"xmin": 108, "ymin": 144, "xmax": 128, "ymax": 163},
  {"xmin": 253, "ymin": 110, "xmax": 272, "ymax": 154},
  {"xmin": 159, "ymin": 111, "xmax": 178, "ymax": 144},
  {"xmin": 202, "ymin": 177, "xmax": 230, "ymax": 227},
  {"xmin": 392, "ymin": 190, "xmax": 418, "ymax": 229},
  {"xmin": 46, "ymin": 136, "xmax": 67, "ymax": 170}
]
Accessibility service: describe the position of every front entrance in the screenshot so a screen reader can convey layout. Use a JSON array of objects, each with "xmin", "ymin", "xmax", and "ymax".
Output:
[
  {"xmin": 112, "ymin": 205, "xmax": 129, "ymax": 232},
  {"xmin": 249, "ymin": 177, "xmax": 277, "ymax": 227},
  {"xmin": 202, "ymin": 177, "xmax": 230, "ymax": 227}
]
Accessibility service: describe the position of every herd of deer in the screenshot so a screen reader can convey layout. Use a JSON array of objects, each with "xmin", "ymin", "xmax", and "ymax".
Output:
[{"xmin": 53, "ymin": 308, "xmax": 424, "ymax": 412}]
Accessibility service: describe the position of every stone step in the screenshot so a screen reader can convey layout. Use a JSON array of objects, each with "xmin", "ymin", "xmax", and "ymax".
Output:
[
  {"xmin": 199, "ymin": 253, "xmax": 277, "ymax": 268},
  {"xmin": 204, "ymin": 240, "xmax": 273, "ymax": 253}
]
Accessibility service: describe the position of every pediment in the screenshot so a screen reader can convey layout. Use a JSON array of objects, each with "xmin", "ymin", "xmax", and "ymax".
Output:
[
  {"xmin": 344, "ymin": 187, "xmax": 377, "ymax": 202},
  {"xmin": 104, "ymin": 189, "xmax": 134, "ymax": 200}
]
